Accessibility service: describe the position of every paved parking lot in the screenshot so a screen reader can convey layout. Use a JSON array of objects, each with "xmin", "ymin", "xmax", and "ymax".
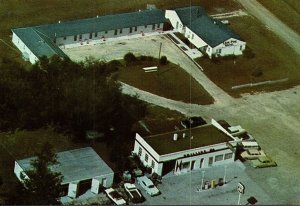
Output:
[{"xmin": 137, "ymin": 161, "xmax": 274, "ymax": 205}]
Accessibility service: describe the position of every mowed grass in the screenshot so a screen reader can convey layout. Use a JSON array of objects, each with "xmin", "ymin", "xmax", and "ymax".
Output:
[
  {"xmin": 0, "ymin": 0, "xmax": 241, "ymax": 64},
  {"xmin": 118, "ymin": 62, "xmax": 214, "ymax": 105},
  {"xmin": 197, "ymin": 16, "xmax": 300, "ymax": 97},
  {"xmin": 257, "ymin": 0, "xmax": 300, "ymax": 34}
]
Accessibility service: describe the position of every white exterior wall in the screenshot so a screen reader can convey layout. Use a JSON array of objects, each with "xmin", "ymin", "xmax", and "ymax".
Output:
[
  {"xmin": 212, "ymin": 38, "xmax": 246, "ymax": 57},
  {"xmin": 165, "ymin": 10, "xmax": 184, "ymax": 32},
  {"xmin": 91, "ymin": 173, "xmax": 114, "ymax": 194},
  {"xmin": 14, "ymin": 161, "xmax": 29, "ymax": 182},
  {"xmin": 184, "ymin": 26, "xmax": 207, "ymax": 48},
  {"xmin": 55, "ymin": 23, "xmax": 164, "ymax": 47},
  {"xmin": 12, "ymin": 32, "xmax": 39, "ymax": 64}
]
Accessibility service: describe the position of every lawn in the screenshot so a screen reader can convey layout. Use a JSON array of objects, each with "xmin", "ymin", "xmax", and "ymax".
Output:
[
  {"xmin": 0, "ymin": 0, "xmax": 241, "ymax": 65},
  {"xmin": 196, "ymin": 16, "xmax": 300, "ymax": 97},
  {"xmin": 257, "ymin": 0, "xmax": 300, "ymax": 34},
  {"xmin": 118, "ymin": 61, "xmax": 214, "ymax": 105}
]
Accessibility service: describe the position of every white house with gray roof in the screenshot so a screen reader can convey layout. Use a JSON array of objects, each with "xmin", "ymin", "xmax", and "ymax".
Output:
[
  {"xmin": 166, "ymin": 6, "xmax": 246, "ymax": 58},
  {"xmin": 133, "ymin": 119, "xmax": 239, "ymax": 176},
  {"xmin": 14, "ymin": 147, "xmax": 114, "ymax": 199},
  {"xmin": 12, "ymin": 8, "xmax": 167, "ymax": 64}
]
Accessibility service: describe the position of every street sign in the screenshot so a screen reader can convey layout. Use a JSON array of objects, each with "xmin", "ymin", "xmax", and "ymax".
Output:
[{"xmin": 237, "ymin": 182, "xmax": 245, "ymax": 194}]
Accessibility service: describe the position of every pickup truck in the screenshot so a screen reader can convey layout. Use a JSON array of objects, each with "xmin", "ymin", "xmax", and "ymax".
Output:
[{"xmin": 124, "ymin": 183, "xmax": 145, "ymax": 203}]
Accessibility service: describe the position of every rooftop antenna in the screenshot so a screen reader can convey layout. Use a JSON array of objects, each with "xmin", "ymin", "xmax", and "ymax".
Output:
[{"xmin": 173, "ymin": 133, "xmax": 178, "ymax": 141}]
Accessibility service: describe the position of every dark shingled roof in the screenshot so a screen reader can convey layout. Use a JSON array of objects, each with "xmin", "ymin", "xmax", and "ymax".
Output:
[
  {"xmin": 12, "ymin": 9, "xmax": 166, "ymax": 60},
  {"xmin": 175, "ymin": 6, "xmax": 243, "ymax": 47},
  {"xmin": 144, "ymin": 124, "xmax": 233, "ymax": 155}
]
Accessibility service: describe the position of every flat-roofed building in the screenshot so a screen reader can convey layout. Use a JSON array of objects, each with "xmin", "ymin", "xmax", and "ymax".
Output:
[
  {"xmin": 133, "ymin": 119, "xmax": 239, "ymax": 176},
  {"xmin": 14, "ymin": 147, "xmax": 114, "ymax": 199}
]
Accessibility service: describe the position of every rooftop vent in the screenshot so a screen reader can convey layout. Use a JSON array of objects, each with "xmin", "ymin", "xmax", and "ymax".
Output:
[
  {"xmin": 173, "ymin": 133, "xmax": 178, "ymax": 141},
  {"xmin": 191, "ymin": 136, "xmax": 194, "ymax": 140},
  {"xmin": 183, "ymin": 133, "xmax": 186, "ymax": 138},
  {"xmin": 58, "ymin": 20, "xmax": 61, "ymax": 24},
  {"xmin": 96, "ymin": 15, "xmax": 99, "ymax": 18}
]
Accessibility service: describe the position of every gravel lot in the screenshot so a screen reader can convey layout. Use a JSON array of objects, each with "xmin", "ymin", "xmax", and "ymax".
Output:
[{"xmin": 64, "ymin": 33, "xmax": 300, "ymax": 204}]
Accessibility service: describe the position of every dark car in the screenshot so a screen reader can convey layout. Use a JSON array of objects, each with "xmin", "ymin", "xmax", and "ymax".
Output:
[{"xmin": 181, "ymin": 116, "xmax": 206, "ymax": 128}]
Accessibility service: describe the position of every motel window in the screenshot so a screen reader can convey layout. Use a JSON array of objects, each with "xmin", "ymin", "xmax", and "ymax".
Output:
[
  {"xmin": 95, "ymin": 32, "xmax": 98, "ymax": 37},
  {"xmin": 240, "ymin": 45, "xmax": 243, "ymax": 50},
  {"xmin": 151, "ymin": 160, "xmax": 155, "ymax": 169},
  {"xmin": 114, "ymin": 29, "xmax": 117, "ymax": 35},
  {"xmin": 129, "ymin": 27, "xmax": 132, "ymax": 33},
  {"xmin": 74, "ymin": 35, "xmax": 77, "ymax": 41},
  {"xmin": 145, "ymin": 154, "xmax": 149, "ymax": 163},
  {"xmin": 192, "ymin": 34, "xmax": 194, "ymax": 40},
  {"xmin": 157, "ymin": 23, "xmax": 160, "ymax": 29},
  {"xmin": 63, "ymin": 36, "xmax": 66, "ymax": 40},
  {"xmin": 225, "ymin": 153, "xmax": 233, "ymax": 160},
  {"xmin": 135, "ymin": 26, "xmax": 137, "ymax": 31},
  {"xmin": 89, "ymin": 33, "xmax": 92, "ymax": 39},
  {"xmin": 145, "ymin": 25, "xmax": 147, "ymax": 28},
  {"xmin": 79, "ymin": 34, "xmax": 82, "ymax": 40},
  {"xmin": 152, "ymin": 24, "xmax": 155, "ymax": 30},
  {"xmin": 120, "ymin": 28, "xmax": 122, "ymax": 34},
  {"xmin": 138, "ymin": 147, "xmax": 142, "ymax": 157},
  {"xmin": 215, "ymin": 154, "xmax": 224, "ymax": 162}
]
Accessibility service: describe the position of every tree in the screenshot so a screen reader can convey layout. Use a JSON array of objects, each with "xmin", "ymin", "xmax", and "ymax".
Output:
[
  {"xmin": 124, "ymin": 52, "xmax": 136, "ymax": 65},
  {"xmin": 21, "ymin": 142, "xmax": 63, "ymax": 205},
  {"xmin": 159, "ymin": 55, "xmax": 168, "ymax": 65}
]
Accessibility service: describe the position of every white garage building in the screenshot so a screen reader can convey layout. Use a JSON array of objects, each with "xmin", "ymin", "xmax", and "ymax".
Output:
[
  {"xmin": 133, "ymin": 119, "xmax": 239, "ymax": 176},
  {"xmin": 165, "ymin": 6, "xmax": 246, "ymax": 58},
  {"xmin": 14, "ymin": 147, "xmax": 114, "ymax": 199},
  {"xmin": 12, "ymin": 8, "xmax": 167, "ymax": 64}
]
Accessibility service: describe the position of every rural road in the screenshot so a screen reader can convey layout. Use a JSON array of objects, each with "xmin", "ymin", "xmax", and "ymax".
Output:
[{"xmin": 236, "ymin": 0, "xmax": 300, "ymax": 55}]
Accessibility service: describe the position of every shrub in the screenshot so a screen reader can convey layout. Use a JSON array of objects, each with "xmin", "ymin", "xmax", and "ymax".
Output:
[
  {"xmin": 124, "ymin": 52, "xmax": 136, "ymax": 65},
  {"xmin": 243, "ymin": 47, "xmax": 255, "ymax": 59},
  {"xmin": 139, "ymin": 55, "xmax": 147, "ymax": 61},
  {"xmin": 252, "ymin": 68, "xmax": 263, "ymax": 77},
  {"xmin": 159, "ymin": 56, "xmax": 168, "ymax": 65}
]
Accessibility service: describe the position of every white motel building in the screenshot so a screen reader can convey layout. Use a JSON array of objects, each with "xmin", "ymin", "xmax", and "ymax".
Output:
[
  {"xmin": 133, "ymin": 119, "xmax": 240, "ymax": 176},
  {"xmin": 11, "ymin": 6, "xmax": 245, "ymax": 64}
]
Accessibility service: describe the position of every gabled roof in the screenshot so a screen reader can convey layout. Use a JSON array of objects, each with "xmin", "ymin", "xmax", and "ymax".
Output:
[
  {"xmin": 35, "ymin": 9, "xmax": 166, "ymax": 38},
  {"xmin": 175, "ymin": 6, "xmax": 206, "ymax": 26},
  {"xmin": 16, "ymin": 147, "xmax": 114, "ymax": 184},
  {"xmin": 174, "ymin": 6, "xmax": 243, "ymax": 47},
  {"xmin": 12, "ymin": 28, "xmax": 68, "ymax": 59},
  {"xmin": 12, "ymin": 9, "xmax": 166, "ymax": 61}
]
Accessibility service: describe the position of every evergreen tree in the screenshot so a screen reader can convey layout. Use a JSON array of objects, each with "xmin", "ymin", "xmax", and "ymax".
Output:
[{"xmin": 21, "ymin": 142, "xmax": 63, "ymax": 205}]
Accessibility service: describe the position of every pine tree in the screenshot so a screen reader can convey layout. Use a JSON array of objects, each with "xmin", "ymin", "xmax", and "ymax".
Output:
[{"xmin": 21, "ymin": 142, "xmax": 63, "ymax": 205}]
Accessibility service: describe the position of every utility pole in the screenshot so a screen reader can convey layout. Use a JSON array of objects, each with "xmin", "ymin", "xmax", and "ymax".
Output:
[
  {"xmin": 158, "ymin": 42, "xmax": 162, "ymax": 61},
  {"xmin": 200, "ymin": 170, "xmax": 205, "ymax": 190}
]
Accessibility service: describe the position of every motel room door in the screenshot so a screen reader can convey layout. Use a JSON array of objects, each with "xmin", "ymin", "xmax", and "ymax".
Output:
[{"xmin": 208, "ymin": 157, "xmax": 213, "ymax": 166}]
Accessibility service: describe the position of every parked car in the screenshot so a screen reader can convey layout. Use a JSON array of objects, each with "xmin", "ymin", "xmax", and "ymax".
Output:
[
  {"xmin": 137, "ymin": 176, "xmax": 160, "ymax": 196},
  {"xmin": 240, "ymin": 149, "xmax": 266, "ymax": 160},
  {"xmin": 104, "ymin": 188, "xmax": 126, "ymax": 205},
  {"xmin": 181, "ymin": 116, "xmax": 206, "ymax": 128},
  {"xmin": 124, "ymin": 183, "xmax": 145, "ymax": 203},
  {"xmin": 251, "ymin": 156, "xmax": 277, "ymax": 168}
]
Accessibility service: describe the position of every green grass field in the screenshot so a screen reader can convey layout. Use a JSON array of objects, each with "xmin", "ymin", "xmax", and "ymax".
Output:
[
  {"xmin": 257, "ymin": 0, "xmax": 300, "ymax": 34},
  {"xmin": 197, "ymin": 16, "xmax": 300, "ymax": 97},
  {"xmin": 118, "ymin": 61, "xmax": 214, "ymax": 105}
]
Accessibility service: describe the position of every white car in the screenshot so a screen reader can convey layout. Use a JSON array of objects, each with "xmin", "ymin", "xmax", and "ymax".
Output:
[
  {"xmin": 124, "ymin": 183, "xmax": 145, "ymax": 203},
  {"xmin": 137, "ymin": 176, "xmax": 160, "ymax": 196},
  {"xmin": 104, "ymin": 188, "xmax": 126, "ymax": 205},
  {"xmin": 240, "ymin": 149, "xmax": 266, "ymax": 160}
]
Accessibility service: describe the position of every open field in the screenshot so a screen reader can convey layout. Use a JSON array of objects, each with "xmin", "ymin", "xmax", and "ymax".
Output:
[
  {"xmin": 257, "ymin": 0, "xmax": 300, "ymax": 34},
  {"xmin": 197, "ymin": 16, "xmax": 300, "ymax": 97},
  {"xmin": 118, "ymin": 62, "xmax": 214, "ymax": 105}
]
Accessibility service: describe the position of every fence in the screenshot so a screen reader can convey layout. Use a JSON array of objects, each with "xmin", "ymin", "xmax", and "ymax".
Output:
[{"xmin": 231, "ymin": 78, "xmax": 288, "ymax": 90}]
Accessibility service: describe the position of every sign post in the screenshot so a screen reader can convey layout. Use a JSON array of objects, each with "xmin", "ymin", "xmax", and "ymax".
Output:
[{"xmin": 237, "ymin": 182, "xmax": 245, "ymax": 205}]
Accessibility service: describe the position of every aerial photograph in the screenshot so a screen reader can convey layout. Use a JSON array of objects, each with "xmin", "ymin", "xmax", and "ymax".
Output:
[{"xmin": 0, "ymin": 0, "xmax": 300, "ymax": 205}]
